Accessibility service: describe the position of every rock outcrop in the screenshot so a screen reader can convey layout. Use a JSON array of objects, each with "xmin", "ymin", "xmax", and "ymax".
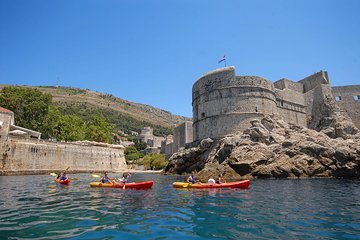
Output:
[{"xmin": 165, "ymin": 114, "xmax": 360, "ymax": 181}]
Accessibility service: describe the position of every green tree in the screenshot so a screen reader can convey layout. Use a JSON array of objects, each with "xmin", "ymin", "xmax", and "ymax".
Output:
[
  {"xmin": 124, "ymin": 146, "xmax": 144, "ymax": 162},
  {"xmin": 85, "ymin": 114, "xmax": 114, "ymax": 143},
  {"xmin": 38, "ymin": 105, "xmax": 62, "ymax": 139},
  {"xmin": 57, "ymin": 115, "xmax": 86, "ymax": 141},
  {"xmin": 0, "ymin": 86, "xmax": 52, "ymax": 131},
  {"xmin": 126, "ymin": 135, "xmax": 147, "ymax": 151},
  {"xmin": 140, "ymin": 153, "xmax": 168, "ymax": 170}
]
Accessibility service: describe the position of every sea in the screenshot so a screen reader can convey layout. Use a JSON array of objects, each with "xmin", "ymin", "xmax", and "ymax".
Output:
[{"xmin": 0, "ymin": 173, "xmax": 360, "ymax": 239}]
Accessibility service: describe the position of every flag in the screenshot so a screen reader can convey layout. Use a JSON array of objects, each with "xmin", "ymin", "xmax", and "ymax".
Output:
[{"xmin": 218, "ymin": 55, "xmax": 226, "ymax": 64}]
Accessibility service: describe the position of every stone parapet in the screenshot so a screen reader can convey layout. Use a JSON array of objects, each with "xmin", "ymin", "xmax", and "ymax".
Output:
[{"xmin": 0, "ymin": 137, "xmax": 126, "ymax": 174}]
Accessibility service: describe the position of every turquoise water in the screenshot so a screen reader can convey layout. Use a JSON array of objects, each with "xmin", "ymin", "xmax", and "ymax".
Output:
[{"xmin": 1, "ymin": 174, "xmax": 360, "ymax": 239}]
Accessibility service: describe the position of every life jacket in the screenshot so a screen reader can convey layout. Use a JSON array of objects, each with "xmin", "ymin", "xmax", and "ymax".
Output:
[
  {"xmin": 122, "ymin": 176, "xmax": 129, "ymax": 183},
  {"xmin": 60, "ymin": 175, "xmax": 67, "ymax": 181},
  {"xmin": 102, "ymin": 176, "xmax": 110, "ymax": 183},
  {"xmin": 189, "ymin": 175, "xmax": 195, "ymax": 184}
]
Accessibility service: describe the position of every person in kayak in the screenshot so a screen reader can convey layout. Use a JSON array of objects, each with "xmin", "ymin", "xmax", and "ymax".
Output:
[
  {"xmin": 216, "ymin": 174, "xmax": 225, "ymax": 184},
  {"xmin": 56, "ymin": 171, "xmax": 68, "ymax": 181},
  {"xmin": 187, "ymin": 171, "xmax": 200, "ymax": 184},
  {"xmin": 120, "ymin": 172, "xmax": 131, "ymax": 183},
  {"xmin": 60, "ymin": 172, "xmax": 69, "ymax": 181},
  {"xmin": 100, "ymin": 172, "xmax": 114, "ymax": 184}
]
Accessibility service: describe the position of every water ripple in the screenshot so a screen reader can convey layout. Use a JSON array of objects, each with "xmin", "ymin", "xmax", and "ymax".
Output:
[{"xmin": 1, "ymin": 175, "xmax": 360, "ymax": 239}]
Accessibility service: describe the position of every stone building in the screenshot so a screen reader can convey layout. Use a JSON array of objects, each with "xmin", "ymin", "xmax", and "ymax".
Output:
[
  {"xmin": 138, "ymin": 126, "xmax": 165, "ymax": 151},
  {"xmin": 332, "ymin": 85, "xmax": 360, "ymax": 129},
  {"xmin": 0, "ymin": 106, "xmax": 14, "ymax": 141},
  {"xmin": 161, "ymin": 135, "xmax": 174, "ymax": 156},
  {"xmin": 172, "ymin": 121, "xmax": 193, "ymax": 153},
  {"xmin": 0, "ymin": 106, "xmax": 41, "ymax": 140},
  {"xmin": 158, "ymin": 122, "xmax": 194, "ymax": 156},
  {"xmin": 192, "ymin": 66, "xmax": 360, "ymax": 141}
]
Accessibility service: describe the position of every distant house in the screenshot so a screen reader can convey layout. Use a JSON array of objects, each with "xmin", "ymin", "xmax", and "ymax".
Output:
[{"xmin": 0, "ymin": 106, "xmax": 41, "ymax": 141}]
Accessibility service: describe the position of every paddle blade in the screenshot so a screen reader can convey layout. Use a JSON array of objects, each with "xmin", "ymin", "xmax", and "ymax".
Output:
[
  {"xmin": 50, "ymin": 173, "xmax": 57, "ymax": 177},
  {"xmin": 70, "ymin": 178, "xmax": 79, "ymax": 180},
  {"xmin": 92, "ymin": 174, "xmax": 101, "ymax": 178},
  {"xmin": 123, "ymin": 184, "xmax": 125, "ymax": 190}
]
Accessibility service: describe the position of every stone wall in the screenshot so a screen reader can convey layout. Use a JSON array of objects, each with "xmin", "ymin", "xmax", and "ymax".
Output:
[
  {"xmin": 0, "ymin": 137, "xmax": 126, "ymax": 174},
  {"xmin": 274, "ymin": 78, "xmax": 303, "ymax": 93},
  {"xmin": 274, "ymin": 89, "xmax": 307, "ymax": 126},
  {"xmin": 148, "ymin": 136, "xmax": 165, "ymax": 148},
  {"xmin": 299, "ymin": 71, "xmax": 329, "ymax": 93},
  {"xmin": 332, "ymin": 85, "xmax": 360, "ymax": 129}
]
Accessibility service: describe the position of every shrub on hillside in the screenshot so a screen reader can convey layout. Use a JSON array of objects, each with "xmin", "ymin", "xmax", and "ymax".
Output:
[{"xmin": 140, "ymin": 153, "xmax": 168, "ymax": 170}]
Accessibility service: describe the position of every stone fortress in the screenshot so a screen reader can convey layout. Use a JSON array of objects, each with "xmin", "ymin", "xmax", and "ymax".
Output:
[
  {"xmin": 137, "ymin": 122, "xmax": 193, "ymax": 156},
  {"xmin": 192, "ymin": 66, "xmax": 360, "ymax": 141}
]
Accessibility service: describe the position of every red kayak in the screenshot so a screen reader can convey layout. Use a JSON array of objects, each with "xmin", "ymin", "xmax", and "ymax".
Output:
[
  {"xmin": 90, "ymin": 181, "xmax": 153, "ymax": 189},
  {"xmin": 173, "ymin": 180, "xmax": 250, "ymax": 189},
  {"xmin": 54, "ymin": 178, "xmax": 70, "ymax": 185}
]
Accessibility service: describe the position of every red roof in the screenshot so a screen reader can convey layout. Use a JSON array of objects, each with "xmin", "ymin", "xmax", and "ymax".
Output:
[{"xmin": 0, "ymin": 106, "xmax": 13, "ymax": 113}]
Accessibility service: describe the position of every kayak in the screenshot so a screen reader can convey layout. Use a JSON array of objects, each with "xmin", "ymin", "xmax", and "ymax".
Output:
[
  {"xmin": 90, "ymin": 181, "xmax": 153, "ymax": 189},
  {"xmin": 173, "ymin": 180, "xmax": 250, "ymax": 189},
  {"xmin": 54, "ymin": 178, "xmax": 70, "ymax": 185}
]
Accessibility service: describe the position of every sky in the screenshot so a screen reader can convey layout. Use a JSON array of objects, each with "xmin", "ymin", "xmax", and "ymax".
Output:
[{"xmin": 1, "ymin": 0, "xmax": 359, "ymax": 118}]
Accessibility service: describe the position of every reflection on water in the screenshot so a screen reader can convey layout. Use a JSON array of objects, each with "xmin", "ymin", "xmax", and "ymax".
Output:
[{"xmin": 0, "ymin": 174, "xmax": 360, "ymax": 239}]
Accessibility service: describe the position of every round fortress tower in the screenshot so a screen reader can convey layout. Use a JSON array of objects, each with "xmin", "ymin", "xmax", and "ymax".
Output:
[{"xmin": 192, "ymin": 66, "xmax": 277, "ymax": 140}]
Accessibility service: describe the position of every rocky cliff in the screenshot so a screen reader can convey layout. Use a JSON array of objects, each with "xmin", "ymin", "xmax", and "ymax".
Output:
[{"xmin": 165, "ymin": 114, "xmax": 360, "ymax": 180}]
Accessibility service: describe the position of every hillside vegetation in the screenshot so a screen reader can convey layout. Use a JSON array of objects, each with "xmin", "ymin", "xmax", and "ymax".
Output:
[{"xmin": 0, "ymin": 84, "xmax": 191, "ymax": 137}]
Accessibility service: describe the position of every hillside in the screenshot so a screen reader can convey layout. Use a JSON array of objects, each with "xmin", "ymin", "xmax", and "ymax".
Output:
[{"xmin": 0, "ymin": 84, "xmax": 191, "ymax": 136}]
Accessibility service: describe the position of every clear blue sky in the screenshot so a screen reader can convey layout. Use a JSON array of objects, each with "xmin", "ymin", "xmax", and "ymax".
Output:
[{"xmin": 1, "ymin": 0, "xmax": 359, "ymax": 118}]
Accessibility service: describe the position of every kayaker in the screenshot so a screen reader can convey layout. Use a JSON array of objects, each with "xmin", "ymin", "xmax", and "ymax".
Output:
[
  {"xmin": 216, "ymin": 174, "xmax": 225, "ymax": 184},
  {"xmin": 121, "ymin": 172, "xmax": 131, "ymax": 183},
  {"xmin": 100, "ymin": 172, "xmax": 113, "ymax": 184},
  {"xmin": 60, "ymin": 172, "xmax": 69, "ymax": 181},
  {"xmin": 56, "ymin": 171, "xmax": 68, "ymax": 181},
  {"xmin": 187, "ymin": 171, "xmax": 197, "ymax": 184}
]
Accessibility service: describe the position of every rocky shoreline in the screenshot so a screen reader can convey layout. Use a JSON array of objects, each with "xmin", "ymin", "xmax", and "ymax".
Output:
[{"xmin": 165, "ymin": 114, "xmax": 360, "ymax": 181}]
